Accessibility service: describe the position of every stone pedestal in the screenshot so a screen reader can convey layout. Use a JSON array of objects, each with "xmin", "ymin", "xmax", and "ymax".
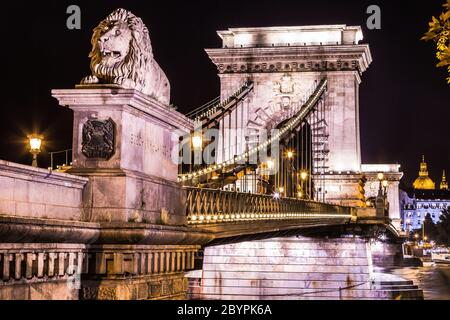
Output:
[
  {"xmin": 52, "ymin": 87, "xmax": 193, "ymax": 225},
  {"xmin": 318, "ymin": 173, "xmax": 365, "ymax": 207}
]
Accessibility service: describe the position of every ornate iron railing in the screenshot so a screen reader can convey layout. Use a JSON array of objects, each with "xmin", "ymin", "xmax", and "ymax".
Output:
[{"xmin": 185, "ymin": 187, "xmax": 355, "ymax": 225}]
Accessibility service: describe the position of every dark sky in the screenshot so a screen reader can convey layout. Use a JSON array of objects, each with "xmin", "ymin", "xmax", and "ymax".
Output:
[{"xmin": 1, "ymin": 0, "xmax": 449, "ymax": 188}]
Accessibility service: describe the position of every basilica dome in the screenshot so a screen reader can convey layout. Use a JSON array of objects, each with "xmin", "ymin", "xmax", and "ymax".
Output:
[{"xmin": 413, "ymin": 156, "xmax": 435, "ymax": 190}]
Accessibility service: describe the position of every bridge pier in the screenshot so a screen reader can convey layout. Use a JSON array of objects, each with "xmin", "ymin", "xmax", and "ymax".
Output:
[{"xmin": 195, "ymin": 236, "xmax": 409, "ymax": 300}]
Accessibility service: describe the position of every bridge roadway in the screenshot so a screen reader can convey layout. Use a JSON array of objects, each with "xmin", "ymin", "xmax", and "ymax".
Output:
[
  {"xmin": 84, "ymin": 187, "xmax": 399, "ymax": 247},
  {"xmin": 0, "ymin": 186, "xmax": 397, "ymax": 249}
]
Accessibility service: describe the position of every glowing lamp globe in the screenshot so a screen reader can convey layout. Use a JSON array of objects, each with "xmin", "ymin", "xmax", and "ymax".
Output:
[
  {"xmin": 27, "ymin": 134, "xmax": 44, "ymax": 168},
  {"xmin": 301, "ymin": 171, "xmax": 308, "ymax": 180},
  {"xmin": 28, "ymin": 135, "xmax": 43, "ymax": 153},
  {"xmin": 192, "ymin": 134, "xmax": 203, "ymax": 150}
]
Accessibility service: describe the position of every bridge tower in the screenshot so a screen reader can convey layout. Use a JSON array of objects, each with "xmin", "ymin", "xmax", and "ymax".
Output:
[{"xmin": 206, "ymin": 25, "xmax": 372, "ymax": 207}]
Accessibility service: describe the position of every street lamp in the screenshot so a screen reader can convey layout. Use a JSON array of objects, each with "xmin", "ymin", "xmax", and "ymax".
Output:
[
  {"xmin": 27, "ymin": 134, "xmax": 43, "ymax": 167},
  {"xmin": 286, "ymin": 150, "xmax": 294, "ymax": 160},
  {"xmin": 191, "ymin": 134, "xmax": 203, "ymax": 150},
  {"xmin": 300, "ymin": 171, "xmax": 308, "ymax": 181}
]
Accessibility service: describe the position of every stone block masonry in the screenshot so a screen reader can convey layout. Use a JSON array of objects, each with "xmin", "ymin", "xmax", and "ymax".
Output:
[{"xmin": 200, "ymin": 236, "xmax": 395, "ymax": 300}]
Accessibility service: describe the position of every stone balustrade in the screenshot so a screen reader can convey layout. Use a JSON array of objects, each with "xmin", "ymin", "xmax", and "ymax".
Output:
[
  {"xmin": 85, "ymin": 245, "xmax": 199, "ymax": 276},
  {"xmin": 0, "ymin": 160, "xmax": 88, "ymax": 221},
  {"xmin": 81, "ymin": 245, "xmax": 200, "ymax": 300},
  {"xmin": 0, "ymin": 244, "xmax": 85, "ymax": 283},
  {"xmin": 0, "ymin": 244, "xmax": 85, "ymax": 300}
]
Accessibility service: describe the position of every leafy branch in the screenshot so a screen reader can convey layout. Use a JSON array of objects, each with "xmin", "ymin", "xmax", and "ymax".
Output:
[{"xmin": 422, "ymin": 0, "xmax": 450, "ymax": 84}]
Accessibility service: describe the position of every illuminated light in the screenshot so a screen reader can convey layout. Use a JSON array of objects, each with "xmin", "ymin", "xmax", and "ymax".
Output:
[
  {"xmin": 199, "ymin": 215, "xmax": 205, "ymax": 221},
  {"xmin": 219, "ymin": 215, "xmax": 224, "ymax": 220},
  {"xmin": 366, "ymin": 201, "xmax": 371, "ymax": 207},
  {"xmin": 414, "ymin": 234, "xmax": 419, "ymax": 239},
  {"xmin": 279, "ymin": 187, "xmax": 285, "ymax": 193},
  {"xmin": 213, "ymin": 216, "xmax": 218, "ymax": 221},
  {"xmin": 301, "ymin": 171, "xmax": 308, "ymax": 180},
  {"xmin": 206, "ymin": 215, "xmax": 212, "ymax": 221},
  {"xmin": 28, "ymin": 135, "xmax": 43, "ymax": 153},
  {"xmin": 382, "ymin": 180, "xmax": 389, "ymax": 188},
  {"xmin": 267, "ymin": 160, "xmax": 275, "ymax": 170},
  {"xmin": 251, "ymin": 214, "xmax": 255, "ymax": 219},
  {"xmin": 406, "ymin": 218, "xmax": 411, "ymax": 224},
  {"xmin": 286, "ymin": 150, "xmax": 294, "ymax": 159},
  {"xmin": 188, "ymin": 174, "xmax": 192, "ymax": 179},
  {"xmin": 246, "ymin": 214, "xmax": 251, "ymax": 219},
  {"xmin": 377, "ymin": 172, "xmax": 384, "ymax": 181},
  {"xmin": 236, "ymin": 214, "xmax": 241, "ymax": 219},
  {"xmin": 273, "ymin": 192, "xmax": 281, "ymax": 200},
  {"xmin": 191, "ymin": 215, "xmax": 197, "ymax": 221},
  {"xmin": 231, "ymin": 215, "xmax": 236, "ymax": 219},
  {"xmin": 225, "ymin": 215, "xmax": 230, "ymax": 219},
  {"xmin": 192, "ymin": 134, "xmax": 203, "ymax": 150}
]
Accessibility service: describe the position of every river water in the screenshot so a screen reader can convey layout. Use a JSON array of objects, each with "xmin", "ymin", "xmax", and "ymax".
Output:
[{"xmin": 383, "ymin": 265, "xmax": 450, "ymax": 300}]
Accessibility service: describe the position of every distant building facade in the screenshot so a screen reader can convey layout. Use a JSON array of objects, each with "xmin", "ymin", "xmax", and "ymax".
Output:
[{"xmin": 400, "ymin": 156, "xmax": 450, "ymax": 231}]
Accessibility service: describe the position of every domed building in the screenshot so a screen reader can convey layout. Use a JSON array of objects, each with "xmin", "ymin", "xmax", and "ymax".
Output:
[
  {"xmin": 400, "ymin": 156, "xmax": 450, "ymax": 231},
  {"xmin": 413, "ymin": 156, "xmax": 435, "ymax": 190}
]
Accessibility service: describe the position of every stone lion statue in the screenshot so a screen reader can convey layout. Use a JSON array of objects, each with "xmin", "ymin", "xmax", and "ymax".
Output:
[{"xmin": 81, "ymin": 8, "xmax": 170, "ymax": 105}]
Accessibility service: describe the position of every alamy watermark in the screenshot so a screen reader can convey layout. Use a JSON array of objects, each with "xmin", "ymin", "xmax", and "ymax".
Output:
[
  {"xmin": 366, "ymin": 5, "xmax": 381, "ymax": 30},
  {"xmin": 66, "ymin": 5, "xmax": 81, "ymax": 30}
]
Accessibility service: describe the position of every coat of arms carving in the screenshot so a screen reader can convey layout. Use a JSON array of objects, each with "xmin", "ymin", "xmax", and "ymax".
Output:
[
  {"xmin": 271, "ymin": 74, "xmax": 301, "ymax": 110},
  {"xmin": 82, "ymin": 118, "xmax": 115, "ymax": 159}
]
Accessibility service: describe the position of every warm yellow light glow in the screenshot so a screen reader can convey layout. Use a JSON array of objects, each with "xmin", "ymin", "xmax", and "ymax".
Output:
[
  {"xmin": 366, "ymin": 201, "xmax": 371, "ymax": 207},
  {"xmin": 286, "ymin": 150, "xmax": 294, "ymax": 159},
  {"xmin": 406, "ymin": 218, "xmax": 411, "ymax": 224},
  {"xmin": 301, "ymin": 171, "xmax": 308, "ymax": 180},
  {"xmin": 298, "ymin": 192, "xmax": 303, "ymax": 198},
  {"xmin": 28, "ymin": 134, "xmax": 43, "ymax": 153},
  {"xmin": 267, "ymin": 160, "xmax": 275, "ymax": 170},
  {"xmin": 382, "ymin": 180, "xmax": 389, "ymax": 188},
  {"xmin": 414, "ymin": 234, "xmax": 419, "ymax": 239},
  {"xmin": 377, "ymin": 172, "xmax": 384, "ymax": 181},
  {"xmin": 424, "ymin": 236, "xmax": 428, "ymax": 241},
  {"xmin": 192, "ymin": 134, "xmax": 203, "ymax": 150},
  {"xmin": 279, "ymin": 187, "xmax": 285, "ymax": 193}
]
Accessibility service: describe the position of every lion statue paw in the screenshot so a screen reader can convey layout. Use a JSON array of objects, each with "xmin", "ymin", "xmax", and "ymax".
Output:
[{"xmin": 81, "ymin": 75, "xmax": 100, "ymax": 84}]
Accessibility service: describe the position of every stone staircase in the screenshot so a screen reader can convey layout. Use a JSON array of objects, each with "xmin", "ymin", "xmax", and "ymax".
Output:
[{"xmin": 372, "ymin": 273, "xmax": 424, "ymax": 300}]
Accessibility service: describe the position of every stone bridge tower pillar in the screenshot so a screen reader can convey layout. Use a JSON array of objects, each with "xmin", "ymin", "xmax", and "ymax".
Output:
[{"xmin": 206, "ymin": 25, "xmax": 373, "ymax": 206}]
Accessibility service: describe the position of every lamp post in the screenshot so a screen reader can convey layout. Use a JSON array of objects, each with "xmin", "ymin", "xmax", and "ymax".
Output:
[
  {"xmin": 27, "ymin": 134, "xmax": 43, "ymax": 168},
  {"xmin": 377, "ymin": 172, "xmax": 384, "ymax": 197},
  {"xmin": 406, "ymin": 218, "xmax": 411, "ymax": 237},
  {"xmin": 191, "ymin": 132, "xmax": 203, "ymax": 172},
  {"xmin": 300, "ymin": 171, "xmax": 308, "ymax": 199}
]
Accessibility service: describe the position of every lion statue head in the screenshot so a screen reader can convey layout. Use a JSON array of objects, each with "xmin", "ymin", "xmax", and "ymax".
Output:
[{"xmin": 81, "ymin": 8, "xmax": 170, "ymax": 105}]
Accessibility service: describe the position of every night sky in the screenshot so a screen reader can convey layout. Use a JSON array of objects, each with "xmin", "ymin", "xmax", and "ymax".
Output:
[{"xmin": 1, "ymin": 0, "xmax": 449, "ymax": 188}]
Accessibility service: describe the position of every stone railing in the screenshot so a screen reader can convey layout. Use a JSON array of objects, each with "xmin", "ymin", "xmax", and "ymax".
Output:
[
  {"xmin": 85, "ymin": 245, "xmax": 198, "ymax": 277},
  {"xmin": 0, "ymin": 160, "xmax": 88, "ymax": 221},
  {"xmin": 0, "ymin": 244, "xmax": 85, "ymax": 283},
  {"xmin": 185, "ymin": 187, "xmax": 354, "ymax": 225},
  {"xmin": 0, "ymin": 244, "xmax": 85, "ymax": 300},
  {"xmin": 81, "ymin": 245, "xmax": 200, "ymax": 300}
]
